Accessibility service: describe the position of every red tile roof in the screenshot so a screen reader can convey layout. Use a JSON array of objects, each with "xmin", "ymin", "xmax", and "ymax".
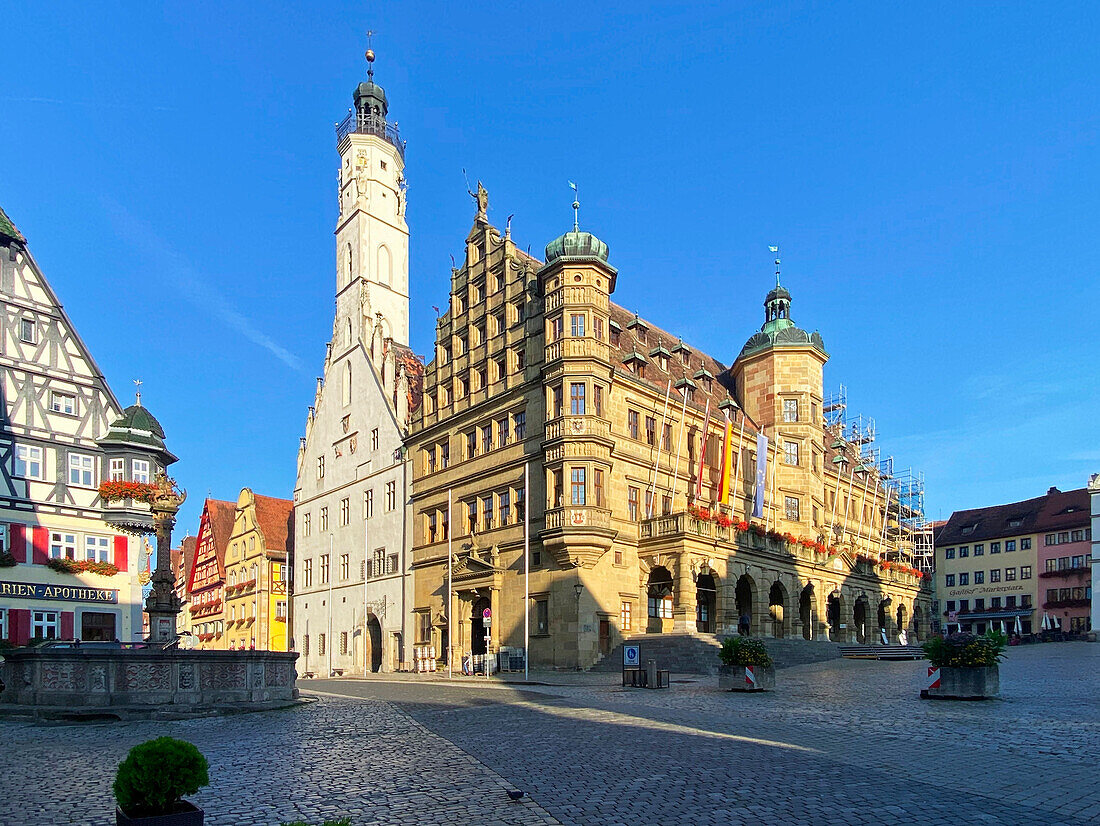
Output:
[
  {"xmin": 253, "ymin": 493, "xmax": 293, "ymax": 555},
  {"xmin": 936, "ymin": 487, "xmax": 1088, "ymax": 546},
  {"xmin": 205, "ymin": 498, "xmax": 238, "ymax": 567}
]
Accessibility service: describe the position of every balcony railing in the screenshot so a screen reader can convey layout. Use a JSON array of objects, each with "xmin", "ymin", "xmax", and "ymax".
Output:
[
  {"xmin": 544, "ymin": 415, "xmax": 612, "ymax": 442},
  {"xmin": 544, "ymin": 337, "xmax": 611, "ymax": 364},
  {"xmin": 336, "ymin": 112, "xmax": 406, "ymax": 159},
  {"xmin": 544, "ymin": 506, "xmax": 613, "ymax": 532}
]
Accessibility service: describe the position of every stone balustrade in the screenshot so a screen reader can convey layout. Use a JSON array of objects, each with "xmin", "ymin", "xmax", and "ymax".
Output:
[{"xmin": 543, "ymin": 505, "xmax": 613, "ymax": 532}]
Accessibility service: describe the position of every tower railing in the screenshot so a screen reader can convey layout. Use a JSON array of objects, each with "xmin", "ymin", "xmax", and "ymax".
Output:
[{"xmin": 336, "ymin": 112, "xmax": 406, "ymax": 159}]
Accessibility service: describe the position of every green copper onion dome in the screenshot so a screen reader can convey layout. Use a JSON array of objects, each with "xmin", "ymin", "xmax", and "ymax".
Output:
[{"xmin": 544, "ymin": 229, "xmax": 610, "ymax": 264}]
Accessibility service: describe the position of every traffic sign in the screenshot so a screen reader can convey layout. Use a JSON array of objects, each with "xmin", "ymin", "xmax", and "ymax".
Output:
[
  {"xmin": 623, "ymin": 645, "xmax": 640, "ymax": 667},
  {"xmin": 483, "ymin": 608, "xmax": 492, "ymax": 618}
]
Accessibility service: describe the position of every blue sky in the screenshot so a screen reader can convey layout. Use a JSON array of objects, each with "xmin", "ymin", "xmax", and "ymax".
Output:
[{"xmin": 2, "ymin": 1, "xmax": 1097, "ymax": 534}]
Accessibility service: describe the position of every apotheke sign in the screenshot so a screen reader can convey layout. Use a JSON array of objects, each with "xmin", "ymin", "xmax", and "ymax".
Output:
[{"xmin": 0, "ymin": 581, "xmax": 119, "ymax": 604}]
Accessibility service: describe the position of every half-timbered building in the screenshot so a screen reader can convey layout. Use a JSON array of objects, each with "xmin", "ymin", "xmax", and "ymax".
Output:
[
  {"xmin": 184, "ymin": 497, "xmax": 235, "ymax": 649},
  {"xmin": 0, "ymin": 206, "xmax": 172, "ymax": 645}
]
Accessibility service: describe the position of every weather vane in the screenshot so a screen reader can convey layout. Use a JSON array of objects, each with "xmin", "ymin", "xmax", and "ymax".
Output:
[
  {"xmin": 769, "ymin": 245, "xmax": 781, "ymax": 287},
  {"xmin": 133, "ymin": 378, "xmax": 143, "ymax": 406},
  {"xmin": 569, "ymin": 181, "xmax": 579, "ymax": 231},
  {"xmin": 365, "ymin": 30, "xmax": 376, "ymax": 78}
]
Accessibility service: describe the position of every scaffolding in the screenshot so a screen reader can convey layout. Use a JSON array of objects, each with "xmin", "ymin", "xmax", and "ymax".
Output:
[{"xmin": 823, "ymin": 385, "xmax": 928, "ymax": 565}]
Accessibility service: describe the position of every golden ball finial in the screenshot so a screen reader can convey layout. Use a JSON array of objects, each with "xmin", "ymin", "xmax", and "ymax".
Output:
[{"xmin": 365, "ymin": 48, "xmax": 375, "ymax": 63}]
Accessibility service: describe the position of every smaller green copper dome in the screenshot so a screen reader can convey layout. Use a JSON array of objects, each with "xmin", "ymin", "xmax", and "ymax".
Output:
[
  {"xmin": 544, "ymin": 230, "xmax": 610, "ymax": 264},
  {"xmin": 98, "ymin": 403, "xmax": 177, "ymax": 464}
]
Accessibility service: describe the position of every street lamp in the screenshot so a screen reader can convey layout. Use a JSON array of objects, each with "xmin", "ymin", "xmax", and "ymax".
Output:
[{"xmin": 573, "ymin": 583, "xmax": 583, "ymax": 601}]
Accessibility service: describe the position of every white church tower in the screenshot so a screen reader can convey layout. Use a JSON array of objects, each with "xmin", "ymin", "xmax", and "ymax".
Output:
[
  {"xmin": 334, "ymin": 46, "xmax": 409, "ymax": 348},
  {"xmin": 293, "ymin": 47, "xmax": 422, "ymax": 675}
]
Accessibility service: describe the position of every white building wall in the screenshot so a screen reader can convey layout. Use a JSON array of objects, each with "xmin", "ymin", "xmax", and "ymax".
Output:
[{"xmin": 1089, "ymin": 473, "xmax": 1100, "ymax": 636}]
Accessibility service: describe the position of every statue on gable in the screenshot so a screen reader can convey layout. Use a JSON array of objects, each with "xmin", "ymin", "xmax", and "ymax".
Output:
[{"xmin": 468, "ymin": 180, "xmax": 489, "ymax": 222}]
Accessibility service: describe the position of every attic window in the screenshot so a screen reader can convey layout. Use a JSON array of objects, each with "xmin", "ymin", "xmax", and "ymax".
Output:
[
  {"xmin": 1008, "ymin": 518, "xmax": 1022, "ymax": 528},
  {"xmin": 961, "ymin": 526, "xmax": 975, "ymax": 535}
]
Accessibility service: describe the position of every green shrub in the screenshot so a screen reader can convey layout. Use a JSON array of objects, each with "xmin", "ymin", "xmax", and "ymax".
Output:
[
  {"xmin": 922, "ymin": 630, "xmax": 1006, "ymax": 668},
  {"xmin": 113, "ymin": 737, "xmax": 209, "ymax": 816},
  {"xmin": 718, "ymin": 636, "xmax": 773, "ymax": 667}
]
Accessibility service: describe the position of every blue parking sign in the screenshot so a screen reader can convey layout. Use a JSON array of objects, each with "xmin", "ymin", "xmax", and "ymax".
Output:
[{"xmin": 623, "ymin": 645, "xmax": 640, "ymax": 667}]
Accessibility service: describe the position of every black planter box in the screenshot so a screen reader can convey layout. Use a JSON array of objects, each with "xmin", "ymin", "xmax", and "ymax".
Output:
[{"xmin": 116, "ymin": 801, "xmax": 204, "ymax": 826}]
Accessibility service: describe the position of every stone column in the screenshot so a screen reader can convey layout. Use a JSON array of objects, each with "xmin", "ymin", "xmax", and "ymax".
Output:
[
  {"xmin": 145, "ymin": 474, "xmax": 186, "ymax": 645},
  {"xmin": 672, "ymin": 554, "xmax": 697, "ymax": 632}
]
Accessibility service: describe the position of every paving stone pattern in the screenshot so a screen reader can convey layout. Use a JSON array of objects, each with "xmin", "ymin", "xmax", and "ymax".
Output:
[
  {"xmin": 380, "ymin": 643, "xmax": 1100, "ymax": 825},
  {"xmin": 0, "ymin": 695, "xmax": 561, "ymax": 826},
  {"xmin": 2, "ymin": 643, "xmax": 1098, "ymax": 825}
]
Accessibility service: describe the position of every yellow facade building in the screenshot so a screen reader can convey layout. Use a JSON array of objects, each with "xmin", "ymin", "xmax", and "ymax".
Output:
[
  {"xmin": 408, "ymin": 195, "xmax": 931, "ymax": 670},
  {"xmin": 223, "ymin": 489, "xmax": 292, "ymax": 651}
]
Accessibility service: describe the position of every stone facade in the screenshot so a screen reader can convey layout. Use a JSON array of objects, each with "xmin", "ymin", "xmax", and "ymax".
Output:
[
  {"xmin": 291, "ymin": 58, "xmax": 422, "ymax": 676},
  {"xmin": 408, "ymin": 200, "xmax": 930, "ymax": 670}
]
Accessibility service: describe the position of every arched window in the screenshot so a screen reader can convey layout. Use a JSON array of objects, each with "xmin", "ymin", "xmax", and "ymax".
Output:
[
  {"xmin": 345, "ymin": 242, "xmax": 353, "ymax": 287},
  {"xmin": 378, "ymin": 244, "xmax": 392, "ymax": 286},
  {"xmin": 343, "ymin": 361, "xmax": 352, "ymax": 406},
  {"xmin": 251, "ymin": 563, "xmax": 258, "ymax": 583},
  {"xmin": 345, "ymin": 318, "xmax": 353, "ymax": 346}
]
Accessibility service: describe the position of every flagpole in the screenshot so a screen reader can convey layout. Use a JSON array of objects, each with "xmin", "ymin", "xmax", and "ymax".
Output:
[
  {"xmin": 646, "ymin": 379, "xmax": 672, "ymax": 518},
  {"xmin": 447, "ymin": 489, "xmax": 453, "ymax": 680},
  {"xmin": 767, "ymin": 434, "xmax": 778, "ymax": 533},
  {"xmin": 523, "ymin": 461, "xmax": 530, "ymax": 682},
  {"xmin": 842, "ymin": 463, "xmax": 856, "ymax": 543},
  {"xmin": 669, "ymin": 383, "xmax": 689, "ymax": 511}
]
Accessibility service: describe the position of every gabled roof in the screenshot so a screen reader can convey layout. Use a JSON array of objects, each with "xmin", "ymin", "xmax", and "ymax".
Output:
[
  {"xmin": 206, "ymin": 498, "xmax": 238, "ymax": 556},
  {"xmin": 935, "ymin": 487, "xmax": 1088, "ymax": 546},
  {"xmin": 253, "ymin": 493, "xmax": 294, "ymax": 554},
  {"xmin": 0, "ymin": 206, "xmax": 25, "ymax": 243}
]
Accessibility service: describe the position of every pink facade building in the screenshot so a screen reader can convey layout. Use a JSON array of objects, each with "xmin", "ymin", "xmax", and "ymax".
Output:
[{"xmin": 1036, "ymin": 487, "xmax": 1092, "ymax": 634}]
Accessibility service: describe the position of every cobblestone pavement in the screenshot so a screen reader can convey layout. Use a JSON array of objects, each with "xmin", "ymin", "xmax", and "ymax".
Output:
[
  {"xmin": 316, "ymin": 642, "xmax": 1100, "ymax": 825},
  {"xmin": 0, "ymin": 693, "xmax": 561, "ymax": 826},
  {"xmin": 3, "ymin": 643, "xmax": 1097, "ymax": 825}
]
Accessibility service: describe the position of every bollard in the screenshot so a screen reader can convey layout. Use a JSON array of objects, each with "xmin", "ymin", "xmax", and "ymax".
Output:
[{"xmin": 646, "ymin": 658, "xmax": 658, "ymax": 689}]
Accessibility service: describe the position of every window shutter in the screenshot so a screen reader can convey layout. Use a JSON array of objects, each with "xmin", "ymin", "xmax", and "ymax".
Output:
[
  {"xmin": 31, "ymin": 527, "xmax": 48, "ymax": 565},
  {"xmin": 61, "ymin": 611, "xmax": 74, "ymax": 640},
  {"xmin": 10, "ymin": 524, "xmax": 26, "ymax": 563},
  {"xmin": 10, "ymin": 608, "xmax": 31, "ymax": 645},
  {"xmin": 114, "ymin": 536, "xmax": 128, "ymax": 571}
]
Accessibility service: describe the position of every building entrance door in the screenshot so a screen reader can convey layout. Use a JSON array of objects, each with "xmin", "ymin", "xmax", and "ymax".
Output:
[
  {"xmin": 367, "ymin": 615, "xmax": 383, "ymax": 672},
  {"xmin": 695, "ymin": 573, "xmax": 716, "ymax": 633},
  {"xmin": 471, "ymin": 597, "xmax": 490, "ymax": 655},
  {"xmin": 598, "ymin": 618, "xmax": 610, "ymax": 656},
  {"xmin": 81, "ymin": 612, "xmax": 116, "ymax": 641}
]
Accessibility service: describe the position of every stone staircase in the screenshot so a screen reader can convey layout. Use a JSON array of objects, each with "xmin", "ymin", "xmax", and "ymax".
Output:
[
  {"xmin": 593, "ymin": 633, "xmax": 842, "ymax": 675},
  {"xmin": 838, "ymin": 644, "xmax": 925, "ymax": 661}
]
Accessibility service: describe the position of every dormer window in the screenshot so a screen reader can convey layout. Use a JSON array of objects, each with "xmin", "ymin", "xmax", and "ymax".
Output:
[
  {"xmin": 626, "ymin": 313, "xmax": 648, "ymax": 344},
  {"xmin": 671, "ymin": 338, "xmax": 692, "ymax": 363}
]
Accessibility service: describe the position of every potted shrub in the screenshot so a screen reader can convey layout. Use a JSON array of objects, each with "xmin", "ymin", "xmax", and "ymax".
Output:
[
  {"xmin": 114, "ymin": 737, "xmax": 209, "ymax": 825},
  {"xmin": 920, "ymin": 630, "xmax": 1006, "ymax": 700},
  {"xmin": 717, "ymin": 636, "xmax": 775, "ymax": 691}
]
